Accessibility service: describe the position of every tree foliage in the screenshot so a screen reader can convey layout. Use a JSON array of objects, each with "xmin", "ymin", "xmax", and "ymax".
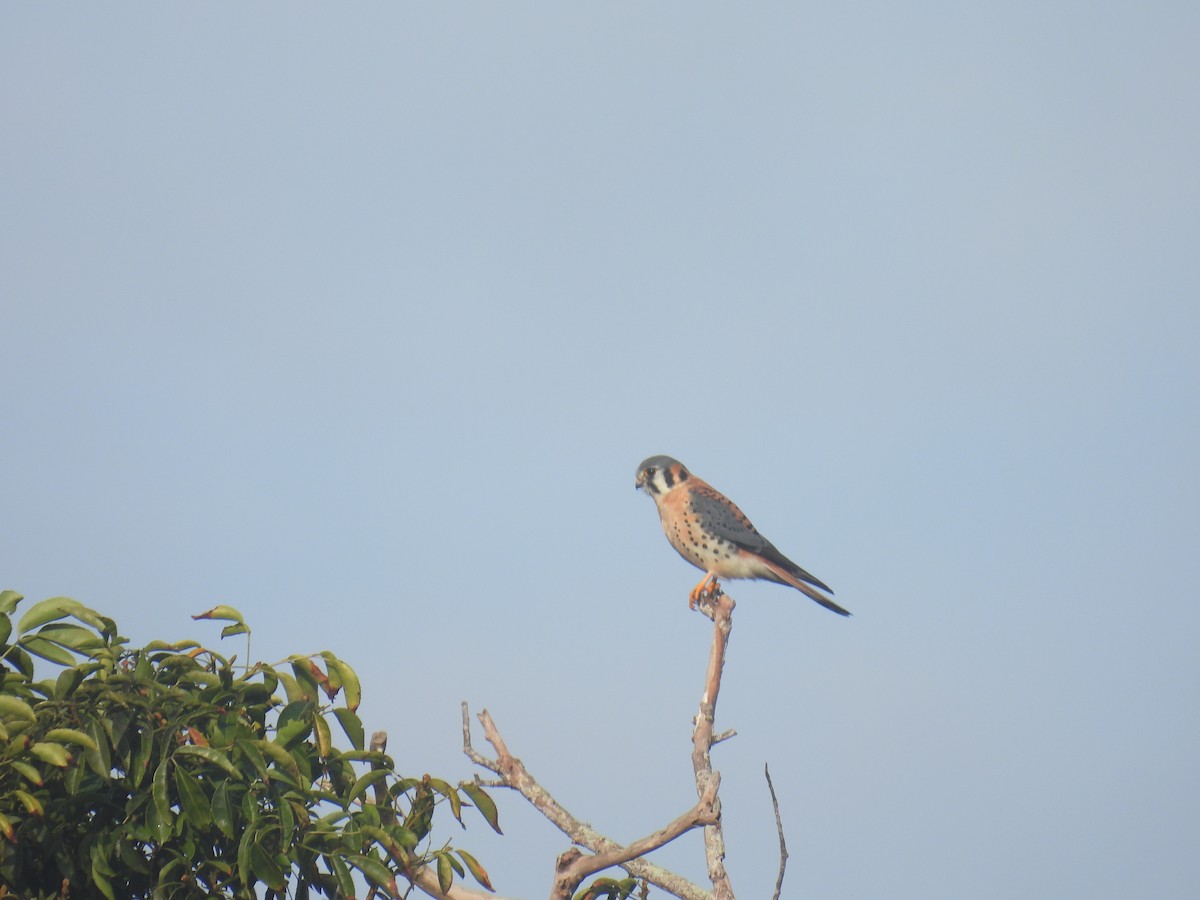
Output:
[{"xmin": 0, "ymin": 591, "xmax": 497, "ymax": 899}]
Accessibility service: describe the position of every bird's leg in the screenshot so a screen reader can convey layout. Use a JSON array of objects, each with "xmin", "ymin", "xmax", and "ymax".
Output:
[{"xmin": 688, "ymin": 572, "xmax": 722, "ymax": 609}]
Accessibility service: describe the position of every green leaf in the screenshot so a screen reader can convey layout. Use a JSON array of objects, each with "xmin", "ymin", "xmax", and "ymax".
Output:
[
  {"xmin": 19, "ymin": 635, "xmax": 77, "ymax": 665},
  {"xmin": 8, "ymin": 645, "xmax": 33, "ymax": 678},
  {"xmin": 91, "ymin": 861, "xmax": 116, "ymax": 900},
  {"xmin": 55, "ymin": 665, "xmax": 85, "ymax": 699},
  {"xmin": 237, "ymin": 823, "xmax": 256, "ymax": 887},
  {"xmin": 129, "ymin": 723, "xmax": 155, "ymax": 789},
  {"xmin": 457, "ymin": 848, "xmax": 494, "ymax": 891},
  {"xmin": 274, "ymin": 672, "xmax": 304, "ymax": 705},
  {"xmin": 254, "ymin": 738, "xmax": 301, "ymax": 784},
  {"xmin": 358, "ymin": 823, "xmax": 415, "ymax": 861},
  {"xmin": 356, "ymin": 800, "xmax": 383, "ymax": 828},
  {"xmin": 0, "ymin": 695, "xmax": 36, "ymax": 722},
  {"xmin": 191, "ymin": 605, "xmax": 246, "ymax": 625},
  {"xmin": 84, "ymin": 718, "xmax": 112, "ymax": 777},
  {"xmin": 313, "ymin": 711, "xmax": 332, "ymax": 758},
  {"xmin": 288, "ymin": 660, "xmax": 320, "ymax": 701},
  {"xmin": 275, "ymin": 701, "xmax": 313, "ymax": 748},
  {"xmin": 31, "ymin": 678, "xmax": 58, "ymax": 700},
  {"xmin": 143, "ymin": 639, "xmax": 199, "ymax": 652},
  {"xmin": 279, "ymin": 793, "xmax": 296, "ymax": 847},
  {"xmin": 17, "ymin": 596, "xmax": 79, "ymax": 632},
  {"xmin": 461, "ymin": 782, "xmax": 502, "ymax": 834},
  {"xmin": 319, "ymin": 652, "xmax": 363, "ymax": 711},
  {"xmin": 176, "ymin": 669, "xmax": 221, "ymax": 690},
  {"xmin": 437, "ymin": 850, "xmax": 455, "ymax": 892},
  {"xmin": 0, "ymin": 810, "xmax": 14, "ymax": 842},
  {"xmin": 62, "ymin": 605, "xmax": 118, "ymax": 638},
  {"xmin": 212, "ymin": 781, "xmax": 235, "ymax": 837},
  {"xmin": 64, "ymin": 756, "xmax": 86, "ymax": 794},
  {"xmin": 0, "ymin": 590, "xmax": 23, "ymax": 614},
  {"xmin": 220, "ymin": 622, "xmax": 250, "ymax": 638},
  {"xmin": 174, "ymin": 744, "xmax": 243, "ymax": 780},
  {"xmin": 89, "ymin": 839, "xmax": 117, "ymax": 879},
  {"xmin": 428, "ymin": 777, "xmax": 463, "ymax": 824},
  {"xmin": 37, "ymin": 622, "xmax": 105, "ymax": 651},
  {"xmin": 345, "ymin": 853, "xmax": 396, "ymax": 893},
  {"xmin": 30, "ymin": 741, "xmax": 72, "ymax": 767},
  {"xmin": 346, "ymin": 769, "xmax": 391, "ymax": 805},
  {"xmin": 240, "ymin": 790, "xmax": 260, "ymax": 830},
  {"xmin": 333, "ymin": 707, "xmax": 365, "ymax": 751},
  {"xmin": 117, "ymin": 835, "xmax": 152, "ymax": 874},
  {"xmin": 240, "ymin": 663, "xmax": 278, "ymax": 698},
  {"xmin": 157, "ymin": 854, "xmax": 187, "ymax": 889},
  {"xmin": 12, "ymin": 789, "xmax": 44, "ymax": 816},
  {"xmin": 0, "ymin": 613, "xmax": 11, "ymax": 645},
  {"xmin": 250, "ymin": 842, "xmax": 287, "ymax": 891},
  {"xmin": 327, "ymin": 853, "xmax": 354, "ymax": 896},
  {"xmin": 175, "ymin": 765, "xmax": 213, "ymax": 830},
  {"xmin": 331, "ymin": 657, "xmax": 362, "ymax": 711},
  {"xmin": 237, "ymin": 739, "xmax": 269, "ymax": 782},
  {"xmin": 9, "ymin": 760, "xmax": 43, "ymax": 787},
  {"xmin": 133, "ymin": 653, "xmax": 153, "ymax": 682},
  {"xmin": 151, "ymin": 757, "xmax": 174, "ymax": 839},
  {"xmin": 387, "ymin": 821, "xmax": 419, "ymax": 850},
  {"xmin": 44, "ymin": 727, "xmax": 99, "ymax": 750}
]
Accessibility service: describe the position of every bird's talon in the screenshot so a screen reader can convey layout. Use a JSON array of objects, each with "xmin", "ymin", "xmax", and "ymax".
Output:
[{"xmin": 687, "ymin": 574, "xmax": 722, "ymax": 609}]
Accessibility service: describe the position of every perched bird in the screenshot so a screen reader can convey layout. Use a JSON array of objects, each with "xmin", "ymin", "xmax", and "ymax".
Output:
[{"xmin": 635, "ymin": 455, "xmax": 850, "ymax": 616}]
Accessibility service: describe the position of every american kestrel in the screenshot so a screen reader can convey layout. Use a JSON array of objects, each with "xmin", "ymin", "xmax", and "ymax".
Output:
[{"xmin": 635, "ymin": 455, "xmax": 850, "ymax": 616}]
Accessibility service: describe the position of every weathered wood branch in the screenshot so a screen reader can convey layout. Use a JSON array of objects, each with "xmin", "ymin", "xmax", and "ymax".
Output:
[
  {"xmin": 690, "ymin": 590, "xmax": 736, "ymax": 900},
  {"xmin": 460, "ymin": 584, "xmax": 741, "ymax": 899},
  {"xmin": 551, "ymin": 777, "xmax": 720, "ymax": 899},
  {"xmin": 462, "ymin": 703, "xmax": 712, "ymax": 900}
]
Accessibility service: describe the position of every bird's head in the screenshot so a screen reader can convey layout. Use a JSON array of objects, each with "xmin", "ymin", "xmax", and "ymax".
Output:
[{"xmin": 635, "ymin": 455, "xmax": 691, "ymax": 499}]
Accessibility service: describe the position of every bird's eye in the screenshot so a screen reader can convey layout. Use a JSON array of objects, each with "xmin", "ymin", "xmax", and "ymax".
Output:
[{"xmin": 646, "ymin": 467, "xmax": 656, "ymax": 477}]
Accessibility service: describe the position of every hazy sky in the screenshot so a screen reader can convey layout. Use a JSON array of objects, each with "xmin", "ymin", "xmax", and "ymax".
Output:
[{"xmin": 4, "ymin": 4, "xmax": 1198, "ymax": 898}]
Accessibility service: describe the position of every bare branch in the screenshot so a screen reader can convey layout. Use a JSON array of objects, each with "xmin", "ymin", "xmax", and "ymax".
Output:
[
  {"xmin": 551, "ymin": 777, "xmax": 720, "ymax": 898},
  {"xmin": 764, "ymin": 763, "xmax": 788, "ymax": 900},
  {"xmin": 462, "ymin": 701, "xmax": 502, "ymax": 774},
  {"xmin": 690, "ymin": 590, "xmax": 736, "ymax": 900},
  {"xmin": 457, "ymin": 583, "xmax": 743, "ymax": 899},
  {"xmin": 462, "ymin": 704, "xmax": 711, "ymax": 900}
]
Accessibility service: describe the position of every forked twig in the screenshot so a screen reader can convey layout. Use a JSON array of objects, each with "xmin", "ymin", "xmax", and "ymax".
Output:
[
  {"xmin": 462, "ymin": 704, "xmax": 712, "ymax": 900},
  {"xmin": 459, "ymin": 586, "xmax": 741, "ymax": 899}
]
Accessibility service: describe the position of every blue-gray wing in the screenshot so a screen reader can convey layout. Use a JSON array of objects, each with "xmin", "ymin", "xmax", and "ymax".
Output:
[
  {"xmin": 690, "ymin": 485, "xmax": 834, "ymax": 594},
  {"xmin": 689, "ymin": 487, "xmax": 772, "ymax": 553}
]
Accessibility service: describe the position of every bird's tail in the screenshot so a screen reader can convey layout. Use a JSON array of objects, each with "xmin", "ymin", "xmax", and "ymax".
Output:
[{"xmin": 765, "ymin": 561, "xmax": 852, "ymax": 617}]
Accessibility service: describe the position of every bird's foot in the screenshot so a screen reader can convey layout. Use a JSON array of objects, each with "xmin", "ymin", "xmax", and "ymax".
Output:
[{"xmin": 688, "ymin": 574, "xmax": 722, "ymax": 609}]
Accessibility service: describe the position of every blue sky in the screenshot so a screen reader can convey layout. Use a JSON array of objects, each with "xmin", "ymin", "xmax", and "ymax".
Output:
[{"xmin": 3, "ymin": 4, "xmax": 1199, "ymax": 897}]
